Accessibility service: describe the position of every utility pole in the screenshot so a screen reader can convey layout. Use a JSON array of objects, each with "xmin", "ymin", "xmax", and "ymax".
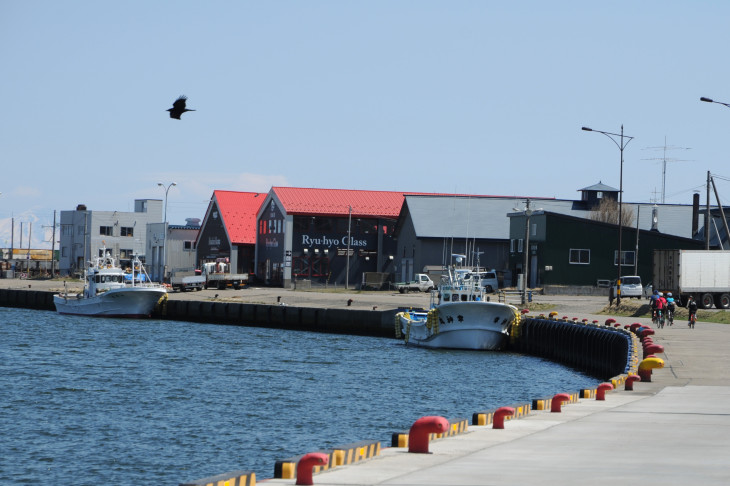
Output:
[
  {"xmin": 706, "ymin": 171, "xmax": 711, "ymax": 249},
  {"xmin": 51, "ymin": 210, "xmax": 57, "ymax": 276}
]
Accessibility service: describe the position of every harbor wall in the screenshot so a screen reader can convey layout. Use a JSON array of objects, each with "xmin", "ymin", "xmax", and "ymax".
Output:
[
  {"xmin": 0, "ymin": 289, "xmax": 398, "ymax": 338},
  {"xmin": 0, "ymin": 289, "xmax": 634, "ymax": 379},
  {"xmin": 508, "ymin": 317, "xmax": 633, "ymax": 379}
]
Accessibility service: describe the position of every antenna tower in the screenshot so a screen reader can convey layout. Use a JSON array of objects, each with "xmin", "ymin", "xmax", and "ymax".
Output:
[{"xmin": 642, "ymin": 136, "xmax": 692, "ymax": 203}]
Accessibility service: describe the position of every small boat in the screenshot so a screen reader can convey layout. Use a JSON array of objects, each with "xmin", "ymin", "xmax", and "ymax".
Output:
[
  {"xmin": 54, "ymin": 246, "xmax": 167, "ymax": 318},
  {"xmin": 396, "ymin": 257, "xmax": 519, "ymax": 350}
]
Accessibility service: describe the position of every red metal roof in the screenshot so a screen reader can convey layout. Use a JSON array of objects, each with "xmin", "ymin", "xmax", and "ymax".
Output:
[
  {"xmin": 213, "ymin": 190, "xmax": 265, "ymax": 244},
  {"xmin": 272, "ymin": 187, "xmax": 407, "ymax": 218}
]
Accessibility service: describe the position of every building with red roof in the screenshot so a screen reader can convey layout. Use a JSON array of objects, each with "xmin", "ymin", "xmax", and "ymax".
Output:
[
  {"xmin": 196, "ymin": 190, "xmax": 265, "ymax": 274},
  {"xmin": 256, "ymin": 187, "xmax": 405, "ymax": 287}
]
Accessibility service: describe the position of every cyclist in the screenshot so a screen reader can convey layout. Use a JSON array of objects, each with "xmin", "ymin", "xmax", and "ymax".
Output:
[
  {"xmin": 665, "ymin": 292, "xmax": 676, "ymax": 326},
  {"xmin": 655, "ymin": 292, "xmax": 666, "ymax": 328},
  {"xmin": 649, "ymin": 290, "xmax": 660, "ymax": 324},
  {"xmin": 687, "ymin": 295, "xmax": 698, "ymax": 329}
]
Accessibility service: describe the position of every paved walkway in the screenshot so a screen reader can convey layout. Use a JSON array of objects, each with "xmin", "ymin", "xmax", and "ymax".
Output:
[{"xmin": 263, "ymin": 318, "xmax": 730, "ymax": 485}]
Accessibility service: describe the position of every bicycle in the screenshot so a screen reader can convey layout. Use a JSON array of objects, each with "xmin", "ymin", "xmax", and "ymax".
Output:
[
  {"xmin": 689, "ymin": 313, "xmax": 696, "ymax": 329},
  {"xmin": 666, "ymin": 305, "xmax": 675, "ymax": 326},
  {"xmin": 657, "ymin": 309, "xmax": 665, "ymax": 329}
]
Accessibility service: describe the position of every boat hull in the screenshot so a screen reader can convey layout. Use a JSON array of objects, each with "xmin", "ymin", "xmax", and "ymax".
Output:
[
  {"xmin": 54, "ymin": 287, "xmax": 167, "ymax": 318},
  {"xmin": 398, "ymin": 301, "xmax": 517, "ymax": 351}
]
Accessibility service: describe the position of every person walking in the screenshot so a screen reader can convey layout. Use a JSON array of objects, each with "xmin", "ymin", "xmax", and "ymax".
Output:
[{"xmin": 687, "ymin": 295, "xmax": 698, "ymax": 329}]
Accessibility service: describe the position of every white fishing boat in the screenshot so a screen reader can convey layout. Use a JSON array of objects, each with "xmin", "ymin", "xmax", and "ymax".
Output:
[
  {"xmin": 396, "ymin": 256, "xmax": 519, "ymax": 350},
  {"xmin": 54, "ymin": 246, "xmax": 167, "ymax": 318}
]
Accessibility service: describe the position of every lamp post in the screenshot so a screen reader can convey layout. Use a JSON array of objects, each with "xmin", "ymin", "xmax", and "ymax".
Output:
[
  {"xmin": 699, "ymin": 97, "xmax": 730, "ymax": 249},
  {"xmin": 582, "ymin": 125, "xmax": 634, "ymax": 306},
  {"xmin": 345, "ymin": 205, "xmax": 352, "ymax": 290},
  {"xmin": 157, "ymin": 182, "xmax": 177, "ymax": 282},
  {"xmin": 700, "ymin": 96, "xmax": 730, "ymax": 109}
]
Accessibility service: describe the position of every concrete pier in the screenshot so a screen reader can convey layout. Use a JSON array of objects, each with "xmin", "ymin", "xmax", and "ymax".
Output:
[{"xmin": 261, "ymin": 319, "xmax": 730, "ymax": 485}]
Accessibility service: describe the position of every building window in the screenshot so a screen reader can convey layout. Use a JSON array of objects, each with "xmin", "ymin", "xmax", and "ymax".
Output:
[
  {"xmin": 614, "ymin": 250, "xmax": 635, "ymax": 267},
  {"xmin": 510, "ymin": 239, "xmax": 516, "ymax": 252},
  {"xmin": 597, "ymin": 191, "xmax": 603, "ymax": 199},
  {"xmin": 121, "ymin": 227, "xmax": 134, "ymax": 237},
  {"xmin": 569, "ymin": 249, "xmax": 590, "ymax": 264},
  {"xmin": 61, "ymin": 247, "xmax": 68, "ymax": 257},
  {"xmin": 61, "ymin": 225, "xmax": 73, "ymax": 236},
  {"xmin": 120, "ymin": 249, "xmax": 133, "ymax": 259},
  {"xmin": 517, "ymin": 238, "xmax": 524, "ymax": 253},
  {"xmin": 77, "ymin": 225, "xmax": 84, "ymax": 235},
  {"xmin": 99, "ymin": 226, "xmax": 113, "ymax": 236},
  {"xmin": 184, "ymin": 241, "xmax": 197, "ymax": 251},
  {"xmin": 530, "ymin": 223, "xmax": 537, "ymax": 237}
]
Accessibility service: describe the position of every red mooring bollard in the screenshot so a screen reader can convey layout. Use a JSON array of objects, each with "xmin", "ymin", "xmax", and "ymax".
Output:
[
  {"xmin": 630, "ymin": 323, "xmax": 642, "ymax": 332},
  {"xmin": 596, "ymin": 383, "xmax": 614, "ymax": 400},
  {"xmin": 408, "ymin": 416, "xmax": 449, "ymax": 453},
  {"xmin": 640, "ymin": 328, "xmax": 655, "ymax": 338},
  {"xmin": 551, "ymin": 393, "xmax": 571, "ymax": 412},
  {"xmin": 644, "ymin": 343, "xmax": 664, "ymax": 358},
  {"xmin": 625, "ymin": 374, "xmax": 641, "ymax": 391},
  {"xmin": 493, "ymin": 407, "xmax": 515, "ymax": 429},
  {"xmin": 295, "ymin": 452, "xmax": 329, "ymax": 486}
]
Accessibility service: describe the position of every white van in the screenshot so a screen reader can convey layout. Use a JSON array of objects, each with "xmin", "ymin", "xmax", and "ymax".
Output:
[
  {"xmin": 453, "ymin": 269, "xmax": 499, "ymax": 293},
  {"xmin": 477, "ymin": 270, "xmax": 499, "ymax": 293},
  {"xmin": 611, "ymin": 276, "xmax": 643, "ymax": 299}
]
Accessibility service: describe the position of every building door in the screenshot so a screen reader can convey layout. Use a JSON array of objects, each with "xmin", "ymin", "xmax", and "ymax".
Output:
[
  {"xmin": 530, "ymin": 254, "xmax": 538, "ymax": 288},
  {"xmin": 401, "ymin": 258, "xmax": 413, "ymax": 282}
]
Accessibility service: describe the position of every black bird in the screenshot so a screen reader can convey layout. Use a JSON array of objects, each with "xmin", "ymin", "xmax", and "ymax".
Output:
[{"xmin": 167, "ymin": 95, "xmax": 195, "ymax": 119}]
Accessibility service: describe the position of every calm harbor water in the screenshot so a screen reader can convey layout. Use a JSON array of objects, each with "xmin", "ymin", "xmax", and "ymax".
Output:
[{"xmin": 1, "ymin": 307, "xmax": 599, "ymax": 485}]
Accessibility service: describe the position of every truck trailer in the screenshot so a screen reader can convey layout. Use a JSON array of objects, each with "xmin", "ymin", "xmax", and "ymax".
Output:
[{"xmin": 652, "ymin": 249, "xmax": 730, "ymax": 309}]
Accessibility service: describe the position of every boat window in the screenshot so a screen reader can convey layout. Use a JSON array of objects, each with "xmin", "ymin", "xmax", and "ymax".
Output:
[
  {"xmin": 442, "ymin": 293, "xmax": 450, "ymax": 302},
  {"xmin": 461, "ymin": 294, "xmax": 468, "ymax": 302}
]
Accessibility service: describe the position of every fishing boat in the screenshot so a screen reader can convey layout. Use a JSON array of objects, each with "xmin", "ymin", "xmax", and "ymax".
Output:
[
  {"xmin": 395, "ymin": 256, "xmax": 519, "ymax": 350},
  {"xmin": 54, "ymin": 246, "xmax": 167, "ymax": 318}
]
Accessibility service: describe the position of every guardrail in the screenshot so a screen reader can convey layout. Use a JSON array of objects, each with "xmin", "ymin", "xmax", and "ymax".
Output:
[{"xmin": 497, "ymin": 290, "xmax": 532, "ymax": 305}]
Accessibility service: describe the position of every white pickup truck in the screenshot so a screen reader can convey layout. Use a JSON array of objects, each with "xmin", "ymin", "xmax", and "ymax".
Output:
[
  {"xmin": 202, "ymin": 261, "xmax": 248, "ymax": 290},
  {"xmin": 170, "ymin": 270, "xmax": 205, "ymax": 292},
  {"xmin": 394, "ymin": 273, "xmax": 435, "ymax": 293}
]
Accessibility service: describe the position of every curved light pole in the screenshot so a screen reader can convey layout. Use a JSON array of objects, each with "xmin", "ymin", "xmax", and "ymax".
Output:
[
  {"xmin": 157, "ymin": 182, "xmax": 177, "ymax": 282},
  {"xmin": 700, "ymin": 97, "xmax": 730, "ymax": 249},
  {"xmin": 700, "ymin": 96, "xmax": 730, "ymax": 109},
  {"xmin": 582, "ymin": 126, "xmax": 634, "ymax": 306}
]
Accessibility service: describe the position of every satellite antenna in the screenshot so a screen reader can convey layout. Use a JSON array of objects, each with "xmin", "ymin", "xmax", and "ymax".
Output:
[{"xmin": 642, "ymin": 136, "xmax": 692, "ymax": 203}]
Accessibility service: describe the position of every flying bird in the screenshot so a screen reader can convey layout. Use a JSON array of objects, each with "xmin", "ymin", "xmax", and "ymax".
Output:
[{"xmin": 167, "ymin": 95, "xmax": 195, "ymax": 119}]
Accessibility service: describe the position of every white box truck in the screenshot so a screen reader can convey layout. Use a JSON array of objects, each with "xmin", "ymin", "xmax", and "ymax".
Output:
[{"xmin": 652, "ymin": 249, "xmax": 730, "ymax": 309}]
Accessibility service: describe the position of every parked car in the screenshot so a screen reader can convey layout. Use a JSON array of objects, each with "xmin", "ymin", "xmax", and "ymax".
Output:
[
  {"xmin": 476, "ymin": 270, "xmax": 499, "ymax": 293},
  {"xmin": 610, "ymin": 276, "xmax": 643, "ymax": 299}
]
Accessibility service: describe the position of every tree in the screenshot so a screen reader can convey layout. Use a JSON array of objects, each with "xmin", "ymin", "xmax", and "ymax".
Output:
[{"xmin": 589, "ymin": 197, "xmax": 635, "ymax": 227}]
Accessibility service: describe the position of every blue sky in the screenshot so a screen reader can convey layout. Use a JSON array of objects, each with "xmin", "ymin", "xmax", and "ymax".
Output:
[{"xmin": 2, "ymin": 1, "xmax": 730, "ymax": 248}]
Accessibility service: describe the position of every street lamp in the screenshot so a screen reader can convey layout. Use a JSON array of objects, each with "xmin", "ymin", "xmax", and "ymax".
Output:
[
  {"xmin": 582, "ymin": 125, "xmax": 634, "ymax": 306},
  {"xmin": 700, "ymin": 96, "xmax": 730, "ymax": 109},
  {"xmin": 157, "ymin": 182, "xmax": 177, "ymax": 282},
  {"xmin": 700, "ymin": 96, "xmax": 730, "ymax": 249},
  {"xmin": 345, "ymin": 205, "xmax": 352, "ymax": 290}
]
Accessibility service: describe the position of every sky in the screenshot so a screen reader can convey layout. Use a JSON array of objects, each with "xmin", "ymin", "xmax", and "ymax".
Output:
[{"xmin": 3, "ymin": 1, "xmax": 730, "ymax": 249}]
